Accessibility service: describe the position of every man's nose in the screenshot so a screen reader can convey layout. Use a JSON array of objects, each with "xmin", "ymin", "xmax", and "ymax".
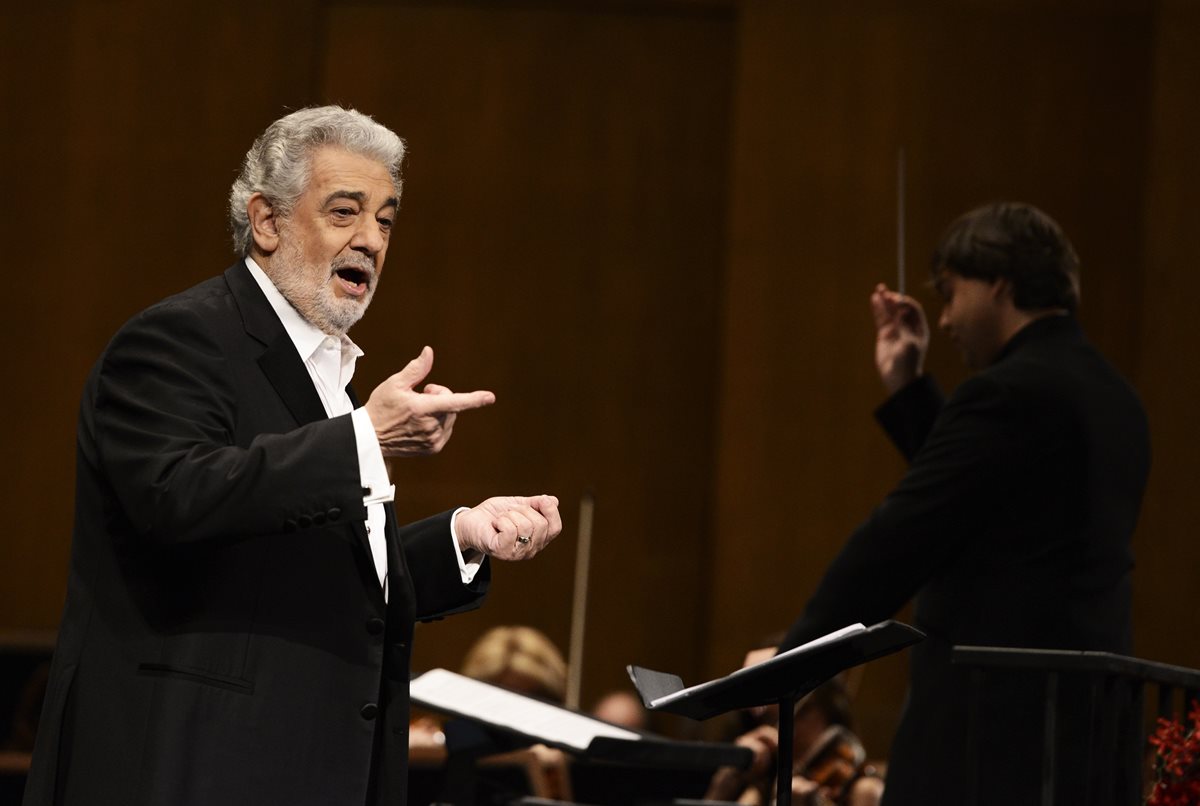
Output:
[
  {"xmin": 350, "ymin": 217, "xmax": 386, "ymax": 255},
  {"xmin": 938, "ymin": 308, "xmax": 950, "ymax": 331}
]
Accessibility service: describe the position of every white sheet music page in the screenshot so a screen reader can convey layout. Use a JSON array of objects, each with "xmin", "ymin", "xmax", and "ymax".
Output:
[
  {"xmin": 649, "ymin": 622, "xmax": 867, "ymax": 708},
  {"xmin": 410, "ymin": 668, "xmax": 641, "ymax": 751},
  {"xmin": 763, "ymin": 622, "xmax": 867, "ymax": 665}
]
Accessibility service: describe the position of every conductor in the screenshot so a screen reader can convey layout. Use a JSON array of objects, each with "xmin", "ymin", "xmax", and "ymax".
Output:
[{"xmin": 777, "ymin": 202, "xmax": 1150, "ymax": 805}]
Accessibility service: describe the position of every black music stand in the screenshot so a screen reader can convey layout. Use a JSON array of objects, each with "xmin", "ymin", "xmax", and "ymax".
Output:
[
  {"xmin": 627, "ymin": 620, "xmax": 923, "ymax": 806},
  {"xmin": 409, "ymin": 668, "xmax": 752, "ymax": 805}
]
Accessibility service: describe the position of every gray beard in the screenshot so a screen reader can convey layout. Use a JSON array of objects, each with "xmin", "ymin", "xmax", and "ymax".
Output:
[{"xmin": 269, "ymin": 240, "xmax": 375, "ymax": 336}]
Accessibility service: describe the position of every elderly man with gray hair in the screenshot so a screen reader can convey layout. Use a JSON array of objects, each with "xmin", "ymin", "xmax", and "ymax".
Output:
[{"xmin": 24, "ymin": 106, "xmax": 561, "ymax": 806}]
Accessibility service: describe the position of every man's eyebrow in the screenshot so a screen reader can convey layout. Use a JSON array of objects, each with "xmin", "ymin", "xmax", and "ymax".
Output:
[
  {"xmin": 320, "ymin": 190, "xmax": 398, "ymax": 211},
  {"xmin": 321, "ymin": 190, "xmax": 365, "ymax": 207}
]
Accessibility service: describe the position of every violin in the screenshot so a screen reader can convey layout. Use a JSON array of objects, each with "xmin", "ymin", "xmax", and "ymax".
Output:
[{"xmin": 795, "ymin": 725, "xmax": 880, "ymax": 804}]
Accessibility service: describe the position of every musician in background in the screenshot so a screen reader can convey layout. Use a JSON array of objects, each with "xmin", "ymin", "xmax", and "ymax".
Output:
[
  {"xmin": 591, "ymin": 690, "xmax": 648, "ymax": 731},
  {"xmin": 409, "ymin": 624, "xmax": 569, "ymax": 749},
  {"xmin": 409, "ymin": 625, "xmax": 573, "ymax": 802},
  {"xmin": 461, "ymin": 625, "xmax": 569, "ymax": 703},
  {"xmin": 704, "ymin": 676, "xmax": 883, "ymax": 806},
  {"xmin": 776, "ymin": 202, "xmax": 1150, "ymax": 804}
]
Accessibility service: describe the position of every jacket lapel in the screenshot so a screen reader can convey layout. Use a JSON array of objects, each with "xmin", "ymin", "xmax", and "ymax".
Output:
[
  {"xmin": 225, "ymin": 261, "xmax": 328, "ymax": 428},
  {"xmin": 225, "ymin": 262, "xmax": 382, "ymax": 598}
]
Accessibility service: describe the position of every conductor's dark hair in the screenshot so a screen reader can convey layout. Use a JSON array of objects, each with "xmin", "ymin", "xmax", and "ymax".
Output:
[{"xmin": 931, "ymin": 202, "xmax": 1080, "ymax": 314}]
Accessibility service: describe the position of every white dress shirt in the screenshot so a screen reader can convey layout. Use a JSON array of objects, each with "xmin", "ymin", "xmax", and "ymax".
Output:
[{"xmin": 245, "ymin": 258, "xmax": 480, "ymax": 598}]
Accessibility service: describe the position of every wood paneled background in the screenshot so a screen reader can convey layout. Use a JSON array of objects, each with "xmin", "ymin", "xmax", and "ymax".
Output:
[{"xmin": 1, "ymin": 0, "xmax": 1196, "ymax": 756}]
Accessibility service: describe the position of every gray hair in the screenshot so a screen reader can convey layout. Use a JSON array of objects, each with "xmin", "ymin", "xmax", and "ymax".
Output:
[{"xmin": 228, "ymin": 106, "xmax": 406, "ymax": 254}]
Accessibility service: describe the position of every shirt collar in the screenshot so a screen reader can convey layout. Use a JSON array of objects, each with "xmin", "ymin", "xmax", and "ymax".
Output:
[
  {"xmin": 993, "ymin": 312, "xmax": 1080, "ymax": 365},
  {"xmin": 244, "ymin": 256, "xmax": 364, "ymax": 365}
]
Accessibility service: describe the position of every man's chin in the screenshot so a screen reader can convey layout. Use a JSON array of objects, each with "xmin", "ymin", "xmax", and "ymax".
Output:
[
  {"xmin": 955, "ymin": 345, "xmax": 979, "ymax": 371},
  {"xmin": 315, "ymin": 297, "xmax": 371, "ymax": 336}
]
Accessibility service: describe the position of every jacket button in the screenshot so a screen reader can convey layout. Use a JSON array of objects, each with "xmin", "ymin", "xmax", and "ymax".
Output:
[
  {"xmin": 366, "ymin": 618, "xmax": 385, "ymax": 636},
  {"xmin": 282, "ymin": 519, "xmax": 297, "ymax": 533},
  {"xmin": 328, "ymin": 507, "xmax": 342, "ymax": 521},
  {"xmin": 313, "ymin": 511, "xmax": 327, "ymax": 526},
  {"xmin": 360, "ymin": 703, "xmax": 378, "ymax": 720},
  {"xmin": 297, "ymin": 515, "xmax": 312, "ymax": 529}
]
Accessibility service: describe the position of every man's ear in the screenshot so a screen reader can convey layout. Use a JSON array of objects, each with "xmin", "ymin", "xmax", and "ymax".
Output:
[
  {"xmin": 990, "ymin": 276, "xmax": 1015, "ymax": 302},
  {"xmin": 248, "ymin": 193, "xmax": 281, "ymax": 254}
]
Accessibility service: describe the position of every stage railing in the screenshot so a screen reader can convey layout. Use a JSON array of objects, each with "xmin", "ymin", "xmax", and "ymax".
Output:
[{"xmin": 953, "ymin": 645, "xmax": 1200, "ymax": 806}]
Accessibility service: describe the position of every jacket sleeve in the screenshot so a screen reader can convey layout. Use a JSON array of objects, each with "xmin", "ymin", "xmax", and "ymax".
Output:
[
  {"xmin": 90, "ymin": 302, "xmax": 366, "ymax": 545},
  {"xmin": 780, "ymin": 373, "xmax": 1021, "ymax": 651},
  {"xmin": 391, "ymin": 508, "xmax": 491, "ymax": 622},
  {"xmin": 874, "ymin": 374, "xmax": 945, "ymax": 462}
]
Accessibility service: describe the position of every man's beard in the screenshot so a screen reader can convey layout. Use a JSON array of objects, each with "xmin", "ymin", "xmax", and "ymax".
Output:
[{"xmin": 270, "ymin": 237, "xmax": 377, "ymax": 336}]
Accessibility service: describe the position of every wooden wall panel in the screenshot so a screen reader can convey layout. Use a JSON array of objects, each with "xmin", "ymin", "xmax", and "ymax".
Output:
[
  {"xmin": 1133, "ymin": 1, "xmax": 1200, "ymax": 670},
  {"xmin": 0, "ymin": 8, "xmax": 78, "ymax": 630},
  {"xmin": 0, "ymin": 1, "xmax": 323, "ymax": 628}
]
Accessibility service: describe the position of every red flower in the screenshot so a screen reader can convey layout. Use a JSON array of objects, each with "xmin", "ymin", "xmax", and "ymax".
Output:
[{"xmin": 1149, "ymin": 701, "xmax": 1200, "ymax": 806}]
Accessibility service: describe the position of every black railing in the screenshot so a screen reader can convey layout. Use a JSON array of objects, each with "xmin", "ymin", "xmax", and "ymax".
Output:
[{"xmin": 953, "ymin": 646, "xmax": 1200, "ymax": 806}]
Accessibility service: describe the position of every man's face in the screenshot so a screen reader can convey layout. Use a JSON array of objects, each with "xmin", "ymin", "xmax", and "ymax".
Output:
[
  {"xmin": 268, "ymin": 146, "xmax": 398, "ymax": 335},
  {"xmin": 935, "ymin": 271, "xmax": 1006, "ymax": 370}
]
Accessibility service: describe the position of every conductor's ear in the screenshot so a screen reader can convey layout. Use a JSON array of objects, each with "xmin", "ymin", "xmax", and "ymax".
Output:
[
  {"xmin": 990, "ymin": 276, "xmax": 1014, "ymax": 302},
  {"xmin": 248, "ymin": 193, "xmax": 281, "ymax": 254}
]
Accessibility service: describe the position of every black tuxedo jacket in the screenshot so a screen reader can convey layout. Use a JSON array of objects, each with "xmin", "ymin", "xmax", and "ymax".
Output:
[
  {"xmin": 780, "ymin": 315, "xmax": 1150, "ymax": 805},
  {"xmin": 24, "ymin": 263, "xmax": 489, "ymax": 806}
]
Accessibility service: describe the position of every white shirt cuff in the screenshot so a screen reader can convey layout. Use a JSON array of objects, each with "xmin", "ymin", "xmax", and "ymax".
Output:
[
  {"xmin": 351, "ymin": 407, "xmax": 394, "ymax": 504},
  {"xmin": 449, "ymin": 506, "xmax": 483, "ymax": 584}
]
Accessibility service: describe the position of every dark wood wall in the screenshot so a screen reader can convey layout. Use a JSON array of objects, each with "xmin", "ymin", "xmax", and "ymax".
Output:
[{"xmin": 2, "ymin": 0, "xmax": 1196, "ymax": 757}]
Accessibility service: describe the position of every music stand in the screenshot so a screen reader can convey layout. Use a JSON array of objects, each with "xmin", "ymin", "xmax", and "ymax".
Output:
[
  {"xmin": 627, "ymin": 620, "xmax": 923, "ymax": 806},
  {"xmin": 409, "ymin": 669, "xmax": 753, "ymax": 804}
]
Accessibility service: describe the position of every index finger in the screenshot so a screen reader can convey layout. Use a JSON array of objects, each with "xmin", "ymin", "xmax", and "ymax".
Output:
[
  {"xmin": 870, "ymin": 286, "xmax": 892, "ymax": 329},
  {"xmin": 414, "ymin": 389, "xmax": 496, "ymax": 414}
]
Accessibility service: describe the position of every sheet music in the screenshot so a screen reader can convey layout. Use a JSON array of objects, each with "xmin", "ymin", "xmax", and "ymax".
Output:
[
  {"xmin": 648, "ymin": 623, "xmax": 867, "ymax": 708},
  {"xmin": 410, "ymin": 668, "xmax": 641, "ymax": 751}
]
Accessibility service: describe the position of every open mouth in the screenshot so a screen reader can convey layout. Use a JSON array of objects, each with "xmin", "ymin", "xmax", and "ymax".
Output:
[{"xmin": 334, "ymin": 267, "xmax": 371, "ymax": 297}]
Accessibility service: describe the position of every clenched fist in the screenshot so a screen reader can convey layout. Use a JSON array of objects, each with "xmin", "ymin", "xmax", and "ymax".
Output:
[{"xmin": 455, "ymin": 495, "xmax": 562, "ymax": 561}]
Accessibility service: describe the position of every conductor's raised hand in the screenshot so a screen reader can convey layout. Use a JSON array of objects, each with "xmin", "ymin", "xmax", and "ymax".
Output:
[
  {"xmin": 871, "ymin": 283, "xmax": 929, "ymax": 394},
  {"xmin": 454, "ymin": 495, "xmax": 562, "ymax": 562},
  {"xmin": 365, "ymin": 346, "xmax": 495, "ymax": 457}
]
